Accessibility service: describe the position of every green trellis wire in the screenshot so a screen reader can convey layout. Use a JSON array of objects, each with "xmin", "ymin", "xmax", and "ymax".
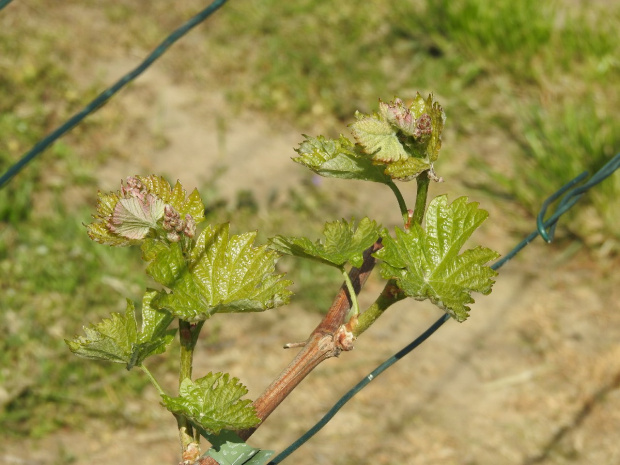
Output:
[
  {"xmin": 0, "ymin": 0, "xmax": 228, "ymax": 189},
  {"xmin": 268, "ymin": 152, "xmax": 620, "ymax": 464},
  {"xmin": 0, "ymin": 0, "xmax": 13, "ymax": 12}
]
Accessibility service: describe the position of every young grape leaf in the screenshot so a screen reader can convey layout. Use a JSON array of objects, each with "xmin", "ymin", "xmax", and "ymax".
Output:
[
  {"xmin": 201, "ymin": 430, "xmax": 274, "ymax": 465},
  {"xmin": 87, "ymin": 189, "xmax": 143, "ymax": 246},
  {"xmin": 375, "ymin": 195, "xmax": 500, "ymax": 322},
  {"xmin": 161, "ymin": 373, "xmax": 260, "ymax": 434},
  {"xmin": 349, "ymin": 94, "xmax": 446, "ymax": 181},
  {"xmin": 409, "ymin": 93, "xmax": 445, "ymax": 163},
  {"xmin": 292, "ymin": 134, "xmax": 391, "ymax": 183},
  {"xmin": 384, "ymin": 157, "xmax": 432, "ymax": 181},
  {"xmin": 66, "ymin": 309, "xmax": 137, "ymax": 365},
  {"xmin": 350, "ymin": 113, "xmax": 409, "ymax": 163},
  {"xmin": 108, "ymin": 195, "xmax": 166, "ymax": 240},
  {"xmin": 269, "ymin": 217, "xmax": 380, "ymax": 268},
  {"xmin": 137, "ymin": 175, "xmax": 206, "ymax": 226},
  {"xmin": 146, "ymin": 223, "xmax": 293, "ymax": 321},
  {"xmin": 66, "ymin": 292, "xmax": 175, "ymax": 368},
  {"xmin": 86, "ymin": 175, "xmax": 205, "ymax": 246}
]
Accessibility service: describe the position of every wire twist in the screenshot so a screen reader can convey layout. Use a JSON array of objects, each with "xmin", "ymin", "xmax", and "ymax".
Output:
[{"xmin": 536, "ymin": 153, "xmax": 620, "ymax": 243}]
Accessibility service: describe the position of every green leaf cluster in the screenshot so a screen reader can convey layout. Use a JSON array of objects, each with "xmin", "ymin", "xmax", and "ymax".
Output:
[
  {"xmin": 66, "ymin": 291, "xmax": 175, "ymax": 368},
  {"xmin": 71, "ymin": 177, "xmax": 295, "ymax": 447},
  {"xmin": 161, "ymin": 373, "xmax": 260, "ymax": 434},
  {"xmin": 376, "ymin": 196, "xmax": 500, "ymax": 321},
  {"xmin": 350, "ymin": 93, "xmax": 445, "ymax": 181},
  {"xmin": 67, "ymin": 92, "xmax": 503, "ymax": 460},
  {"xmin": 293, "ymin": 94, "xmax": 446, "ymax": 184}
]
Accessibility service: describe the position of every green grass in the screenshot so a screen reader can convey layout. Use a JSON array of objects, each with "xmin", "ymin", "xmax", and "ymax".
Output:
[
  {"xmin": 0, "ymin": 19, "xmax": 153, "ymax": 436},
  {"xmin": 206, "ymin": 0, "xmax": 465, "ymax": 126},
  {"xmin": 0, "ymin": 209, "xmax": 152, "ymax": 437}
]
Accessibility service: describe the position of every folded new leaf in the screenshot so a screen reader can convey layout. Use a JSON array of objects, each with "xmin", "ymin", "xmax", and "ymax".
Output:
[
  {"xmin": 376, "ymin": 196, "xmax": 500, "ymax": 321},
  {"xmin": 87, "ymin": 175, "xmax": 205, "ymax": 246},
  {"xmin": 350, "ymin": 94, "xmax": 445, "ymax": 181},
  {"xmin": 65, "ymin": 291, "xmax": 175, "ymax": 368},
  {"xmin": 161, "ymin": 373, "xmax": 260, "ymax": 434},
  {"xmin": 292, "ymin": 135, "xmax": 391, "ymax": 183},
  {"xmin": 201, "ymin": 430, "xmax": 274, "ymax": 465},
  {"xmin": 269, "ymin": 217, "xmax": 380, "ymax": 268},
  {"xmin": 145, "ymin": 223, "xmax": 293, "ymax": 321}
]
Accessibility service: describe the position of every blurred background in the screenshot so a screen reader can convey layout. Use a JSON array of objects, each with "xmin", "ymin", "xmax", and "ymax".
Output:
[{"xmin": 1, "ymin": 1, "xmax": 619, "ymax": 464}]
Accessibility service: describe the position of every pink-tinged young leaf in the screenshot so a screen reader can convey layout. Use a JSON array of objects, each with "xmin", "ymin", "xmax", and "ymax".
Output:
[{"xmin": 108, "ymin": 195, "xmax": 165, "ymax": 240}]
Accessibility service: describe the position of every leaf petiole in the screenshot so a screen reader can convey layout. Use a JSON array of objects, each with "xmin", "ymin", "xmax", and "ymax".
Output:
[
  {"xmin": 140, "ymin": 364, "xmax": 166, "ymax": 397},
  {"xmin": 342, "ymin": 267, "xmax": 360, "ymax": 323},
  {"xmin": 412, "ymin": 171, "xmax": 430, "ymax": 226},
  {"xmin": 387, "ymin": 180, "xmax": 408, "ymax": 226},
  {"xmin": 177, "ymin": 318, "xmax": 205, "ymax": 448},
  {"xmin": 353, "ymin": 280, "xmax": 405, "ymax": 337}
]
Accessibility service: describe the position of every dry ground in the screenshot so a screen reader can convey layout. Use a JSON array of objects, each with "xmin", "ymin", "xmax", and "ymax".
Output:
[{"xmin": 2, "ymin": 3, "xmax": 620, "ymax": 464}]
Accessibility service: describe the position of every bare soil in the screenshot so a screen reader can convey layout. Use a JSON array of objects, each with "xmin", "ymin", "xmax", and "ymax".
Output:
[{"xmin": 2, "ymin": 3, "xmax": 620, "ymax": 464}]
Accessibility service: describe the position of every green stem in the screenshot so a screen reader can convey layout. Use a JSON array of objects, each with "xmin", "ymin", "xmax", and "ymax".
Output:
[
  {"xmin": 342, "ymin": 267, "xmax": 360, "ymax": 322},
  {"xmin": 353, "ymin": 280, "xmax": 406, "ymax": 337},
  {"xmin": 179, "ymin": 319, "xmax": 194, "ymax": 385},
  {"xmin": 412, "ymin": 171, "xmax": 430, "ymax": 226},
  {"xmin": 177, "ymin": 319, "xmax": 205, "ymax": 448},
  {"xmin": 140, "ymin": 364, "xmax": 166, "ymax": 396},
  {"xmin": 387, "ymin": 180, "xmax": 408, "ymax": 225}
]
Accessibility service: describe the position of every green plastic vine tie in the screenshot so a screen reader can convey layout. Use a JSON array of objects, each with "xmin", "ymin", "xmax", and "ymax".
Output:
[
  {"xmin": 0, "ymin": 0, "xmax": 228, "ymax": 189},
  {"xmin": 536, "ymin": 172, "xmax": 588, "ymax": 242}
]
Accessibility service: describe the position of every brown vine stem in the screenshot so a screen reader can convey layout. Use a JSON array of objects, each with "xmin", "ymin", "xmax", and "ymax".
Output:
[
  {"xmin": 241, "ymin": 239, "xmax": 382, "ymax": 439},
  {"xmin": 197, "ymin": 240, "xmax": 382, "ymax": 464}
]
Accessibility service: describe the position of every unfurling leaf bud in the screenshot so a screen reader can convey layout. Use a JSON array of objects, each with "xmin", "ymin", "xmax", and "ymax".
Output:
[
  {"xmin": 184, "ymin": 214, "xmax": 196, "ymax": 238},
  {"xmin": 380, "ymin": 98, "xmax": 416, "ymax": 135},
  {"xmin": 167, "ymin": 230, "xmax": 181, "ymax": 242},
  {"xmin": 107, "ymin": 189, "xmax": 165, "ymax": 241},
  {"xmin": 162, "ymin": 205, "xmax": 195, "ymax": 241},
  {"xmin": 121, "ymin": 176, "xmax": 147, "ymax": 200},
  {"xmin": 86, "ymin": 175, "xmax": 206, "ymax": 247},
  {"xmin": 413, "ymin": 113, "xmax": 432, "ymax": 140},
  {"xmin": 350, "ymin": 93, "xmax": 446, "ymax": 181},
  {"xmin": 163, "ymin": 204, "xmax": 182, "ymax": 231}
]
